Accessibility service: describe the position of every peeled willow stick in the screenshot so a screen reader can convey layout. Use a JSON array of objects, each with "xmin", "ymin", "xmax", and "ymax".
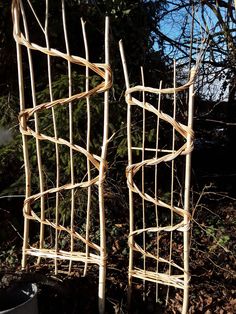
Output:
[
  {"xmin": 97, "ymin": 16, "xmax": 110, "ymax": 314},
  {"xmin": 20, "ymin": 1, "xmax": 45, "ymax": 263},
  {"xmin": 61, "ymin": 0, "xmax": 75, "ymax": 274},
  {"xmin": 166, "ymin": 60, "xmax": 177, "ymax": 305},
  {"xmin": 45, "ymin": 0, "xmax": 60, "ymax": 274},
  {"xmin": 155, "ymin": 80, "xmax": 162, "ymax": 302},
  {"xmin": 13, "ymin": 2, "xmax": 31, "ymax": 270},
  {"xmin": 81, "ymin": 18, "xmax": 92, "ymax": 277},
  {"xmin": 140, "ymin": 66, "xmax": 146, "ymax": 301},
  {"xmin": 182, "ymin": 68, "xmax": 195, "ymax": 314},
  {"xmin": 119, "ymin": 39, "xmax": 134, "ymax": 306}
]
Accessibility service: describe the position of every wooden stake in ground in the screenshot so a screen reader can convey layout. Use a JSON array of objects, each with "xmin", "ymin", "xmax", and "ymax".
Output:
[
  {"xmin": 98, "ymin": 16, "xmax": 110, "ymax": 314},
  {"xmin": 119, "ymin": 40, "xmax": 134, "ymax": 307},
  {"xmin": 183, "ymin": 68, "xmax": 195, "ymax": 313}
]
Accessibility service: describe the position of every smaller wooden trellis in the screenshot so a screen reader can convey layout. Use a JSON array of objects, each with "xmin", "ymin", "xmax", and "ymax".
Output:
[
  {"xmin": 12, "ymin": 1, "xmax": 111, "ymax": 313},
  {"xmin": 120, "ymin": 40, "xmax": 195, "ymax": 313}
]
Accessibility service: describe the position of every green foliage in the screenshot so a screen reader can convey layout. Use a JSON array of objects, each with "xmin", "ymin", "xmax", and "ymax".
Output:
[
  {"xmin": 0, "ymin": 0, "xmax": 171, "ymax": 257},
  {"xmin": 0, "ymin": 95, "xmax": 19, "ymax": 129},
  {"xmin": 217, "ymin": 234, "xmax": 230, "ymax": 247},
  {"xmin": 0, "ymin": 135, "xmax": 24, "ymax": 195},
  {"xmin": 0, "ymin": 246, "xmax": 19, "ymax": 268},
  {"xmin": 205, "ymin": 225, "xmax": 216, "ymax": 237},
  {"xmin": 0, "ymin": 245, "xmax": 19, "ymax": 268},
  {"xmin": 0, "ymin": 0, "xmax": 170, "ymax": 197},
  {"xmin": 205, "ymin": 225, "xmax": 230, "ymax": 250}
]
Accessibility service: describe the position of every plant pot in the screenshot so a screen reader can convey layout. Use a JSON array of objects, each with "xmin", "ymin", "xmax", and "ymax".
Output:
[{"xmin": 0, "ymin": 282, "xmax": 38, "ymax": 314}]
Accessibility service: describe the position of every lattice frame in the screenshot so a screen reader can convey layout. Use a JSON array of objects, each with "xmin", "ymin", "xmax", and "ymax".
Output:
[
  {"xmin": 12, "ymin": 1, "xmax": 111, "ymax": 312},
  {"xmin": 120, "ymin": 40, "xmax": 195, "ymax": 314}
]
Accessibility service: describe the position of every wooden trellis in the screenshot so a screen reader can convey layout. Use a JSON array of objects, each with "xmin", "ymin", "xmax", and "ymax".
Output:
[
  {"xmin": 120, "ymin": 41, "xmax": 195, "ymax": 313},
  {"xmin": 12, "ymin": 1, "xmax": 111, "ymax": 312}
]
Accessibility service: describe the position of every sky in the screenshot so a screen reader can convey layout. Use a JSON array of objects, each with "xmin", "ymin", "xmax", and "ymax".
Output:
[{"xmin": 157, "ymin": 1, "xmax": 233, "ymax": 101}]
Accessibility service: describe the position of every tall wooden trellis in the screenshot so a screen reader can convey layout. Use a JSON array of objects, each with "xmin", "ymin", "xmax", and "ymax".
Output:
[
  {"xmin": 120, "ymin": 41, "xmax": 195, "ymax": 313},
  {"xmin": 12, "ymin": 0, "xmax": 196, "ymax": 312},
  {"xmin": 12, "ymin": 1, "xmax": 111, "ymax": 312}
]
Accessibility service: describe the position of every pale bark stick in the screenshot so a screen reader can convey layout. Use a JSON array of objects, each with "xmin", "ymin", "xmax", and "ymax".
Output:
[
  {"xmin": 98, "ymin": 16, "xmax": 109, "ymax": 314},
  {"xmin": 20, "ymin": 1, "xmax": 45, "ymax": 264},
  {"xmin": 26, "ymin": 0, "xmax": 44, "ymax": 33},
  {"xmin": 61, "ymin": 0, "xmax": 75, "ymax": 274},
  {"xmin": 140, "ymin": 66, "xmax": 146, "ymax": 301},
  {"xmin": 119, "ymin": 39, "xmax": 134, "ymax": 306},
  {"xmin": 81, "ymin": 18, "xmax": 92, "ymax": 277},
  {"xmin": 182, "ymin": 68, "xmax": 195, "ymax": 314},
  {"xmin": 188, "ymin": 2, "xmax": 195, "ymax": 77},
  {"xmin": 45, "ymin": 0, "xmax": 60, "ymax": 275},
  {"xmin": 166, "ymin": 60, "xmax": 177, "ymax": 305},
  {"xmin": 13, "ymin": 2, "xmax": 31, "ymax": 269},
  {"xmin": 132, "ymin": 147, "xmax": 174, "ymax": 153},
  {"xmin": 155, "ymin": 81, "xmax": 162, "ymax": 302}
]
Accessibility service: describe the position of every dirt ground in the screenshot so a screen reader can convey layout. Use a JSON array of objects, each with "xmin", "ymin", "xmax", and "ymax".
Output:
[{"xmin": 0, "ymin": 196, "xmax": 235, "ymax": 313}]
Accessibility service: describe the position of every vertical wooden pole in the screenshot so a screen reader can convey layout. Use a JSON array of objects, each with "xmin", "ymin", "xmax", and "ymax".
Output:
[
  {"xmin": 155, "ymin": 81, "xmax": 162, "ymax": 302},
  {"xmin": 45, "ymin": 0, "xmax": 60, "ymax": 275},
  {"xmin": 119, "ymin": 40, "xmax": 134, "ymax": 306},
  {"xmin": 20, "ymin": 1, "xmax": 45, "ymax": 265},
  {"xmin": 140, "ymin": 67, "xmax": 146, "ymax": 300},
  {"xmin": 166, "ymin": 60, "xmax": 177, "ymax": 305},
  {"xmin": 13, "ymin": 0, "xmax": 31, "ymax": 270},
  {"xmin": 61, "ymin": 0, "xmax": 75, "ymax": 274},
  {"xmin": 98, "ymin": 16, "xmax": 109, "ymax": 314},
  {"xmin": 81, "ymin": 18, "xmax": 92, "ymax": 277},
  {"xmin": 182, "ymin": 68, "xmax": 195, "ymax": 314}
]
